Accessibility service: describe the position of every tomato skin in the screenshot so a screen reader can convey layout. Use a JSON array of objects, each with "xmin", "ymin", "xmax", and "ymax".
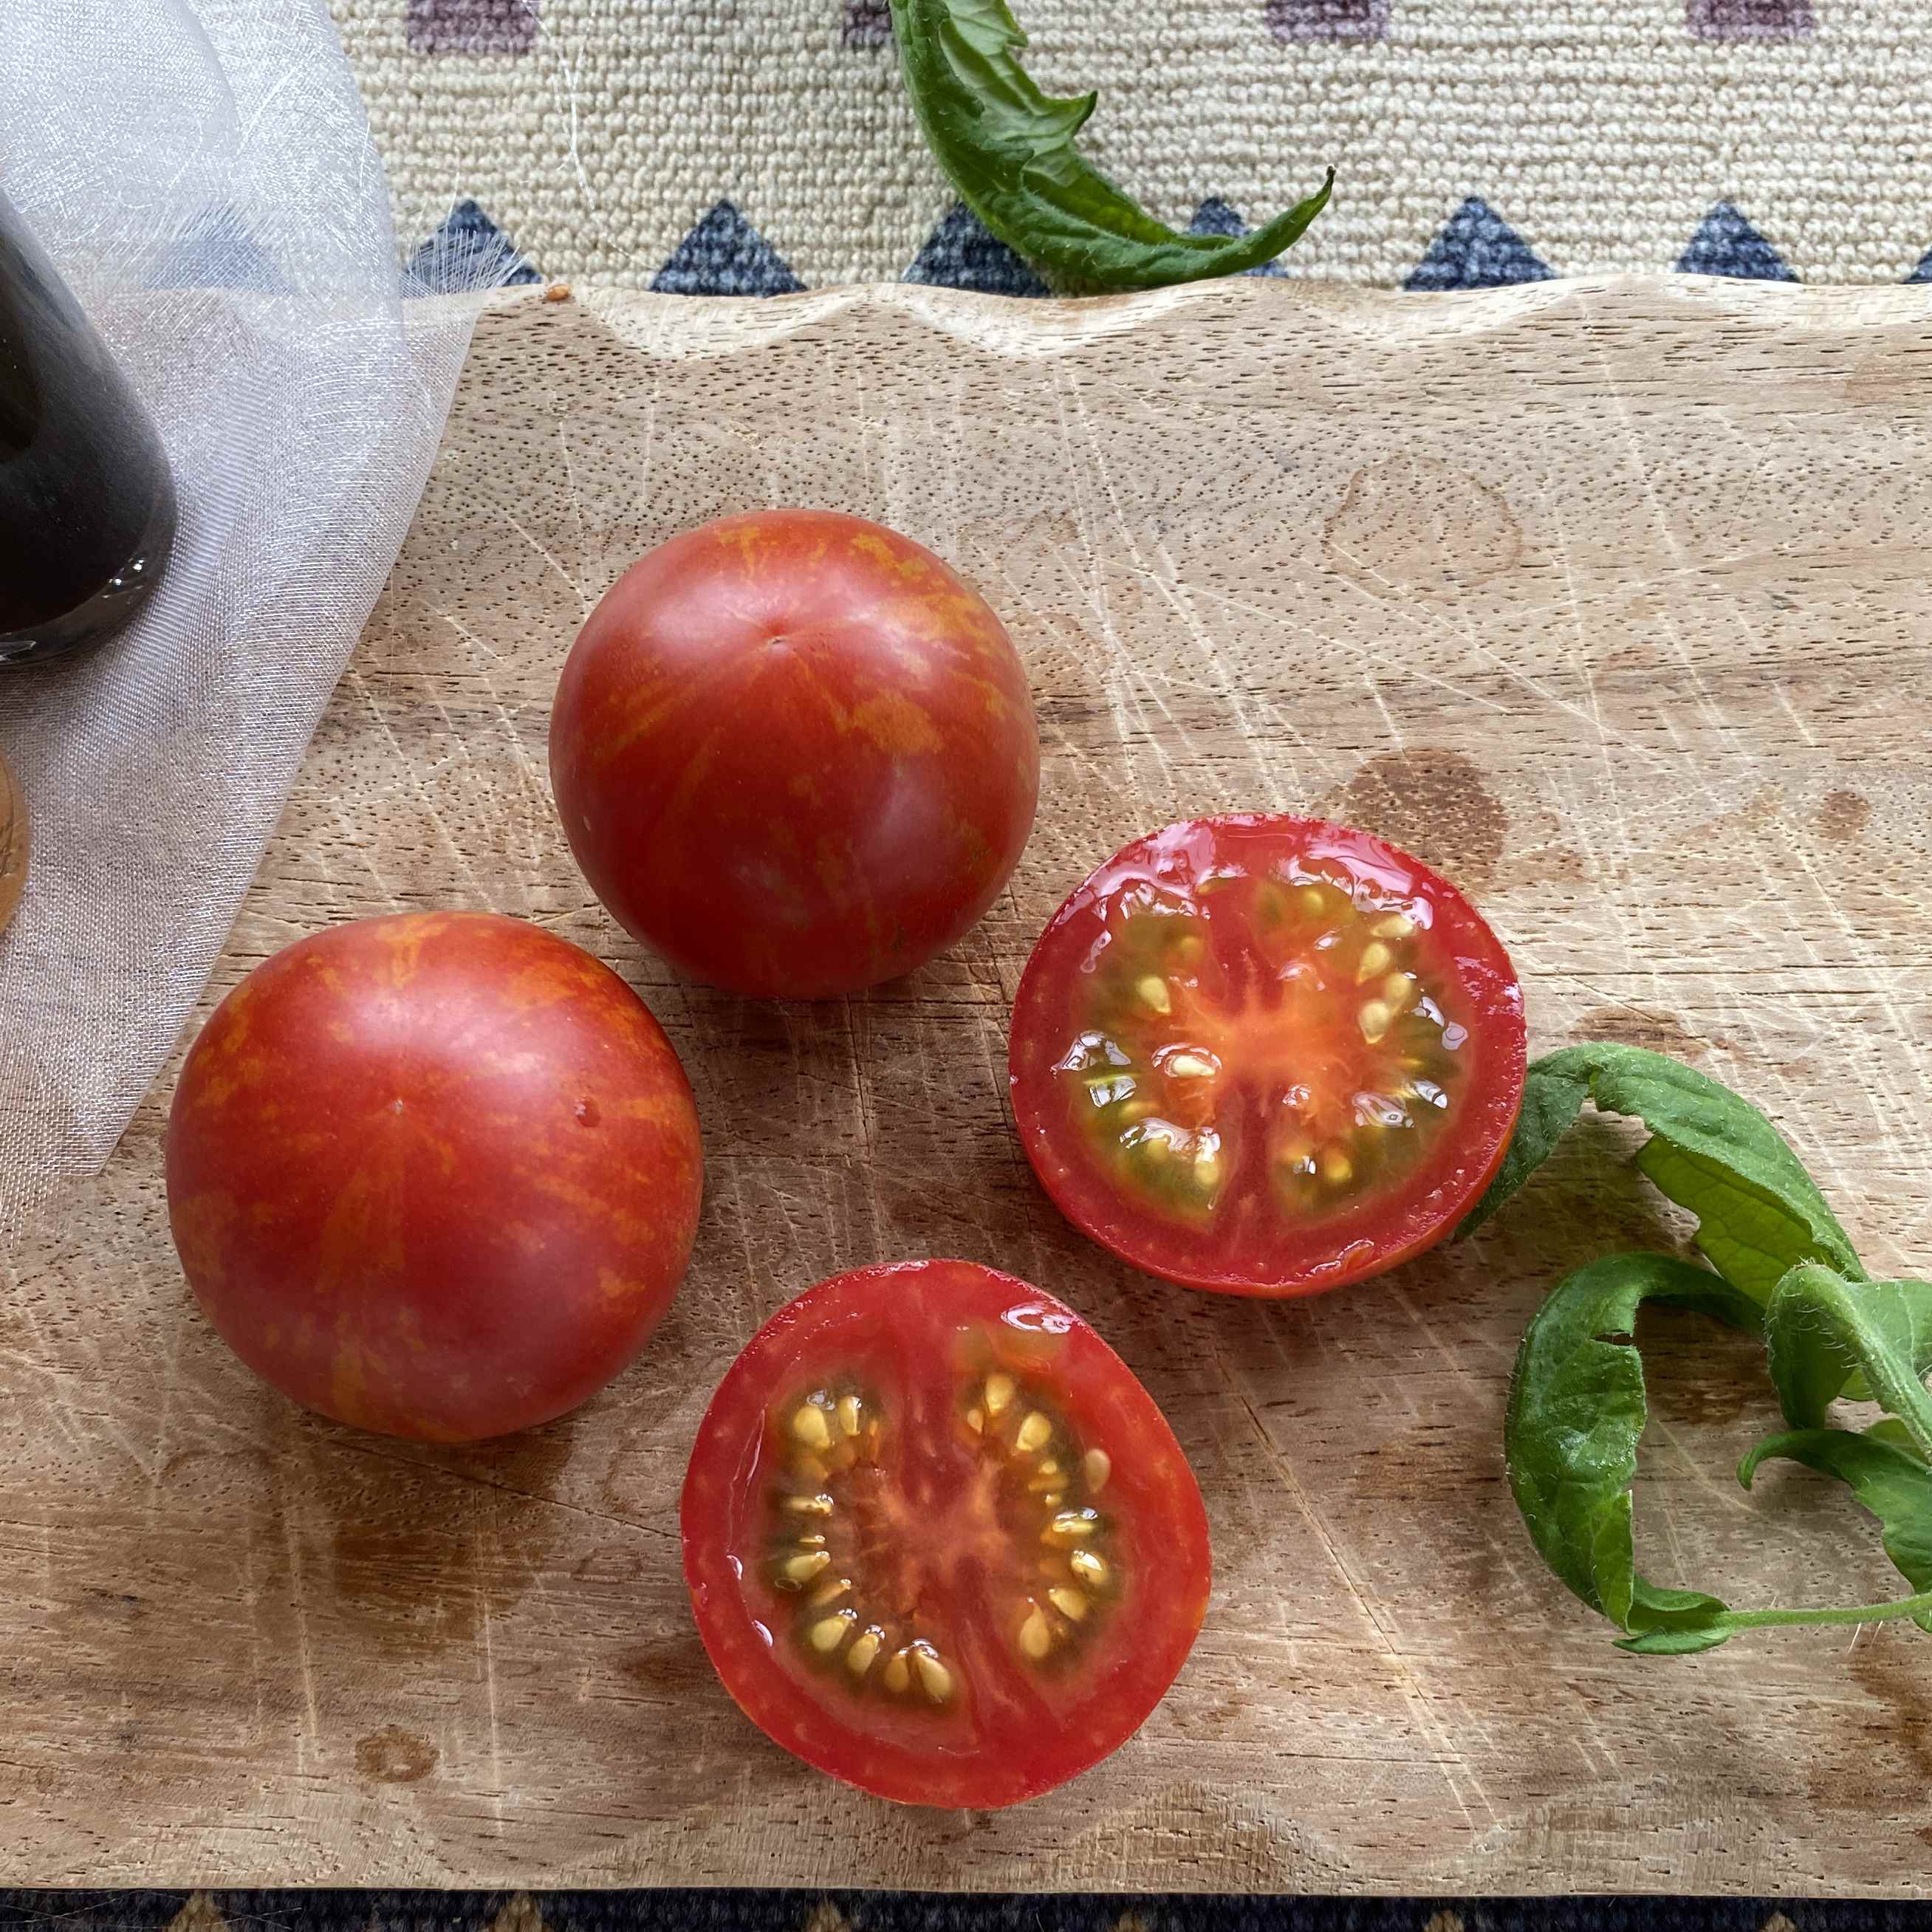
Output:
[
  {"xmin": 1009, "ymin": 814, "xmax": 1527, "ymax": 1298},
  {"xmin": 165, "ymin": 911, "xmax": 703, "ymax": 1442},
  {"xmin": 681, "ymin": 1258, "xmax": 1211, "ymax": 1809},
  {"xmin": 549, "ymin": 510, "xmax": 1039, "ymax": 1000}
]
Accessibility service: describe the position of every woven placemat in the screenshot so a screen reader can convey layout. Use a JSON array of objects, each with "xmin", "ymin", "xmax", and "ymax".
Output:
[{"xmin": 330, "ymin": 0, "xmax": 1932, "ymax": 293}]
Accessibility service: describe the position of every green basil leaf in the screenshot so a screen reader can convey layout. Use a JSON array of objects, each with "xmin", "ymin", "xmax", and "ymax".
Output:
[
  {"xmin": 1459, "ymin": 1043, "xmax": 1861, "ymax": 1305},
  {"xmin": 1866, "ymin": 1417, "xmax": 1922, "ymax": 1457},
  {"xmin": 889, "ymin": 0, "xmax": 1335, "ymax": 290},
  {"xmin": 1741, "ymin": 1425, "xmax": 1932, "ymax": 1629},
  {"xmin": 1617, "ymin": 1623, "xmax": 1737, "ymax": 1656},
  {"xmin": 1762, "ymin": 1264, "xmax": 1932, "ymax": 1461},
  {"xmin": 1456, "ymin": 1055, "xmax": 1594, "ymax": 1236},
  {"xmin": 1507, "ymin": 1251, "xmax": 1761, "ymax": 1650}
]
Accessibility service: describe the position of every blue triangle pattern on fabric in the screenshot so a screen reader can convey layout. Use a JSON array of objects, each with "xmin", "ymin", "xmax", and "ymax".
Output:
[
  {"xmin": 842, "ymin": 0, "xmax": 892, "ymax": 46},
  {"xmin": 407, "ymin": 199, "xmax": 541, "ymax": 295},
  {"xmin": 1405, "ymin": 198, "xmax": 1554, "ymax": 291},
  {"xmin": 904, "ymin": 205, "xmax": 1050, "ymax": 297},
  {"xmin": 1677, "ymin": 202, "xmax": 1798, "ymax": 281},
  {"xmin": 1909, "ymin": 245, "xmax": 1932, "ymax": 284},
  {"xmin": 1187, "ymin": 198, "xmax": 1286, "ymax": 277},
  {"xmin": 146, "ymin": 208, "xmax": 277, "ymax": 291},
  {"xmin": 653, "ymin": 201, "xmax": 804, "ymax": 296}
]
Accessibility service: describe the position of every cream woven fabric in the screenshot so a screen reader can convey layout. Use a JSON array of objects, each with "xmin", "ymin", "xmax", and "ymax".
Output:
[{"xmin": 332, "ymin": 0, "xmax": 1932, "ymax": 290}]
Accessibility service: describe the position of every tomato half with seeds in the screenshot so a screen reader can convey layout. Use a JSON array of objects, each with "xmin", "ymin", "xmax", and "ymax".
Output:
[
  {"xmin": 680, "ymin": 1259, "xmax": 1210, "ymax": 1809},
  {"xmin": 1009, "ymin": 815, "xmax": 1526, "ymax": 1296}
]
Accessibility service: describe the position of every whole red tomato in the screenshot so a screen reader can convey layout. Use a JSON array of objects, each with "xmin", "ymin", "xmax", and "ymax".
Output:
[
  {"xmin": 165, "ymin": 911, "xmax": 704, "ymax": 1441},
  {"xmin": 549, "ymin": 510, "xmax": 1039, "ymax": 998}
]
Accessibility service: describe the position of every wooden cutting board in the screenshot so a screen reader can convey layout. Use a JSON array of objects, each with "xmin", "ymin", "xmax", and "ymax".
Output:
[
  {"xmin": 4, "ymin": 276, "xmax": 1932, "ymax": 1892},
  {"xmin": 0, "ymin": 746, "xmax": 24, "ymax": 937}
]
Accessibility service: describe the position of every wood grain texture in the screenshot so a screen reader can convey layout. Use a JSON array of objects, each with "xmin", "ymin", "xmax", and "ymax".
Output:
[
  {"xmin": 0, "ymin": 745, "xmax": 24, "ymax": 937},
  {"xmin": 5, "ymin": 275, "xmax": 1932, "ymax": 1891}
]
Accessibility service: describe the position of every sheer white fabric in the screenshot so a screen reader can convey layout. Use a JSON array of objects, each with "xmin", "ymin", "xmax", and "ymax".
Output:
[{"xmin": 0, "ymin": 0, "xmax": 487, "ymax": 1237}]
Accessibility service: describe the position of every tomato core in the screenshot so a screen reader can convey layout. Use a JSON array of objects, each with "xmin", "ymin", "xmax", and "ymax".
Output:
[
  {"xmin": 1057, "ymin": 871, "xmax": 1471, "ymax": 1225},
  {"xmin": 758, "ymin": 1370, "xmax": 1120, "ymax": 1713}
]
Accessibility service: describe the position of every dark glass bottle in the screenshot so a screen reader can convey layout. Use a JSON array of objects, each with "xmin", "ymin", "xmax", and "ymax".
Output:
[{"xmin": 0, "ymin": 186, "xmax": 177, "ymax": 668}]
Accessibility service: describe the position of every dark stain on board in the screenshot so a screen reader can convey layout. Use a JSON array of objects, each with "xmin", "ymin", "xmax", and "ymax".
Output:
[
  {"xmin": 354, "ymin": 1724, "xmax": 440, "ymax": 1784},
  {"xmin": 1321, "ymin": 748, "xmax": 1507, "ymax": 894},
  {"xmin": 318, "ymin": 1418, "xmax": 575, "ymax": 1652},
  {"xmin": 1818, "ymin": 789, "xmax": 1871, "ymax": 843},
  {"xmin": 1575, "ymin": 1005, "xmax": 1710, "ymax": 1059}
]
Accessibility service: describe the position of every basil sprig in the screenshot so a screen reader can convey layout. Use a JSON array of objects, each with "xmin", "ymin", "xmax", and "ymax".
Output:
[
  {"xmin": 1461, "ymin": 1043, "xmax": 1860, "ymax": 1300},
  {"xmin": 1475, "ymin": 1043, "xmax": 1932, "ymax": 1652},
  {"xmin": 1505, "ymin": 1255, "xmax": 1756, "ymax": 1654},
  {"xmin": 888, "ymin": 0, "xmax": 1334, "ymax": 290}
]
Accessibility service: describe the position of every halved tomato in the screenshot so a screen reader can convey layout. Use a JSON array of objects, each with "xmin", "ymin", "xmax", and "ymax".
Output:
[
  {"xmin": 1008, "ymin": 815, "xmax": 1526, "ymax": 1296},
  {"xmin": 679, "ymin": 1259, "xmax": 1210, "ymax": 1809}
]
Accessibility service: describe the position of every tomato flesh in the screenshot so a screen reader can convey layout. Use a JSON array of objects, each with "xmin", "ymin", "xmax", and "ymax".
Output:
[
  {"xmin": 680, "ymin": 1259, "xmax": 1210, "ymax": 1808},
  {"xmin": 1009, "ymin": 815, "xmax": 1526, "ymax": 1295}
]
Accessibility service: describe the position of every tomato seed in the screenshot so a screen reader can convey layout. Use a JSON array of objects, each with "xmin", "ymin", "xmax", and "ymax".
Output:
[
  {"xmin": 808, "ymin": 1611, "xmax": 857, "ymax": 1653},
  {"xmin": 1069, "ymin": 1549, "xmax": 1109, "ymax": 1588},
  {"xmin": 778, "ymin": 1551, "xmax": 832, "ymax": 1587},
  {"xmin": 912, "ymin": 1647, "xmax": 955, "ymax": 1703},
  {"xmin": 1018, "ymin": 1607, "xmax": 1054, "ymax": 1659},
  {"xmin": 767, "ymin": 1362, "xmax": 1118, "ymax": 1710},
  {"xmin": 1044, "ymin": 1509, "xmax": 1099, "ymax": 1546}
]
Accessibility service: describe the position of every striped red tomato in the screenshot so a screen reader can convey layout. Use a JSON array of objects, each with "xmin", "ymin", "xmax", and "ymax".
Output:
[
  {"xmin": 550, "ymin": 510, "xmax": 1038, "ymax": 999},
  {"xmin": 165, "ymin": 911, "xmax": 702, "ymax": 1440}
]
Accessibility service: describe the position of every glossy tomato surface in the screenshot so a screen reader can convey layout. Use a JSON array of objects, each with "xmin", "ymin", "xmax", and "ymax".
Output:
[
  {"xmin": 681, "ymin": 1259, "xmax": 1210, "ymax": 1809},
  {"xmin": 549, "ymin": 510, "xmax": 1039, "ymax": 999},
  {"xmin": 166, "ymin": 911, "xmax": 703, "ymax": 1441},
  {"xmin": 1010, "ymin": 815, "xmax": 1526, "ymax": 1296}
]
